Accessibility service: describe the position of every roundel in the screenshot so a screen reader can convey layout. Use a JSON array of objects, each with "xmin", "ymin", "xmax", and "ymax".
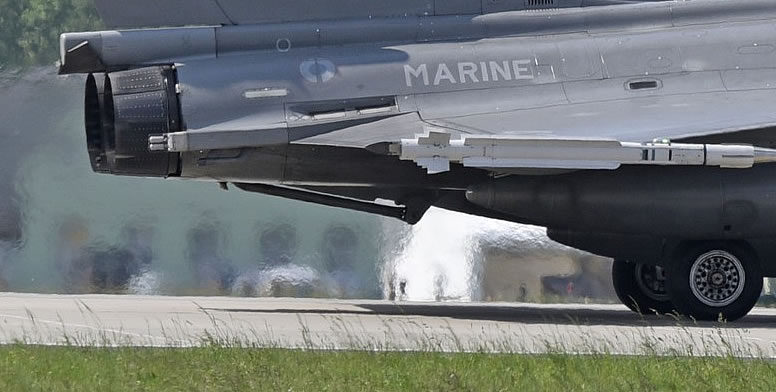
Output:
[{"xmin": 300, "ymin": 58, "xmax": 336, "ymax": 84}]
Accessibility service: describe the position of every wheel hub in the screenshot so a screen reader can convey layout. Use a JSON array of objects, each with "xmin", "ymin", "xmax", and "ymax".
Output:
[
  {"xmin": 635, "ymin": 264, "xmax": 669, "ymax": 301},
  {"xmin": 689, "ymin": 250, "xmax": 745, "ymax": 307},
  {"xmin": 710, "ymin": 271, "xmax": 725, "ymax": 287}
]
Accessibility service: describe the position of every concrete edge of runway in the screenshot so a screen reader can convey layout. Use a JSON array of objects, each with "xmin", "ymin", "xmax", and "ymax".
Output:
[{"xmin": 1, "ymin": 293, "xmax": 776, "ymax": 357}]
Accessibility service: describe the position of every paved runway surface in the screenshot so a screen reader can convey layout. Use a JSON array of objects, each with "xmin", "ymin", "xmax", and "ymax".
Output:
[{"xmin": 1, "ymin": 293, "xmax": 776, "ymax": 356}]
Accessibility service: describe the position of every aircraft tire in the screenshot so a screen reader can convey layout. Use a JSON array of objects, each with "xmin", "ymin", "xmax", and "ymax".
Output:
[
  {"xmin": 612, "ymin": 259, "xmax": 674, "ymax": 315},
  {"xmin": 666, "ymin": 243, "xmax": 762, "ymax": 322}
]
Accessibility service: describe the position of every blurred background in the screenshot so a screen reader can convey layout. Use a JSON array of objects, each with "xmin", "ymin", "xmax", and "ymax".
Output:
[{"xmin": 0, "ymin": 0, "xmax": 619, "ymax": 302}]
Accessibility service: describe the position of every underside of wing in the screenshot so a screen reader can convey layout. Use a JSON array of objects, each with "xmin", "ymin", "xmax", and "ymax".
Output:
[
  {"xmin": 93, "ymin": 0, "xmax": 436, "ymax": 28},
  {"xmin": 93, "ymin": 0, "xmax": 673, "ymax": 29},
  {"xmin": 93, "ymin": 0, "xmax": 232, "ymax": 29},
  {"xmin": 420, "ymin": 85, "xmax": 776, "ymax": 146},
  {"xmin": 294, "ymin": 86, "xmax": 776, "ymax": 148},
  {"xmin": 291, "ymin": 84, "xmax": 776, "ymax": 174}
]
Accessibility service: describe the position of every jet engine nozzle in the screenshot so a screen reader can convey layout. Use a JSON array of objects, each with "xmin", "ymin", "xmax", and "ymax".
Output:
[{"xmin": 84, "ymin": 66, "xmax": 181, "ymax": 177}]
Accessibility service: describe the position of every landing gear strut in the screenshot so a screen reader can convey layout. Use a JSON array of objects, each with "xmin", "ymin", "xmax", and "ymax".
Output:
[{"xmin": 612, "ymin": 259, "xmax": 674, "ymax": 315}]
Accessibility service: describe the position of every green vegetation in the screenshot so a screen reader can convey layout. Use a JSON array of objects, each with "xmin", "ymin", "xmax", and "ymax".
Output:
[
  {"xmin": 0, "ymin": 0, "xmax": 101, "ymax": 68},
  {"xmin": 0, "ymin": 346, "xmax": 774, "ymax": 391}
]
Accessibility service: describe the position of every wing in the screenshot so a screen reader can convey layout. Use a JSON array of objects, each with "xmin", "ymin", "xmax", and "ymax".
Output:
[
  {"xmin": 422, "ymin": 87, "xmax": 776, "ymax": 145},
  {"xmin": 93, "ymin": 0, "xmax": 232, "ymax": 28},
  {"xmin": 296, "ymin": 78, "xmax": 776, "ymax": 149},
  {"xmin": 291, "ymin": 74, "xmax": 776, "ymax": 173},
  {"xmin": 93, "ymin": 0, "xmax": 435, "ymax": 29},
  {"xmin": 93, "ymin": 0, "xmax": 671, "ymax": 29}
]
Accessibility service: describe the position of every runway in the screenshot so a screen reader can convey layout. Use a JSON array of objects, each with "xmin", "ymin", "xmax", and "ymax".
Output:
[{"xmin": 1, "ymin": 293, "xmax": 776, "ymax": 356}]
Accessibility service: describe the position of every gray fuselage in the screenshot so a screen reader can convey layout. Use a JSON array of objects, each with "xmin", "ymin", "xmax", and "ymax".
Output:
[{"xmin": 61, "ymin": 0, "xmax": 776, "ymax": 274}]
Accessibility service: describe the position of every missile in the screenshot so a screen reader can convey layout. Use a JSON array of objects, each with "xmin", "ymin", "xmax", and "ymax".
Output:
[{"xmin": 396, "ymin": 130, "xmax": 776, "ymax": 174}]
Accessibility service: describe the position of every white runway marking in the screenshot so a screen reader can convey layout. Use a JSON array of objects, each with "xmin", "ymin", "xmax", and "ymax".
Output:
[{"xmin": 0, "ymin": 313, "xmax": 170, "ymax": 344}]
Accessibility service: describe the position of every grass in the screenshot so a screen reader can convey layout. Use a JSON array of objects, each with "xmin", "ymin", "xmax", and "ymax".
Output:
[{"xmin": 1, "ymin": 346, "xmax": 776, "ymax": 392}]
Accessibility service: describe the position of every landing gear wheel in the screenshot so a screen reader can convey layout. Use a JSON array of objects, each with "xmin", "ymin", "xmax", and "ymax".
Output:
[
  {"xmin": 666, "ymin": 244, "xmax": 762, "ymax": 321},
  {"xmin": 612, "ymin": 259, "xmax": 674, "ymax": 315}
]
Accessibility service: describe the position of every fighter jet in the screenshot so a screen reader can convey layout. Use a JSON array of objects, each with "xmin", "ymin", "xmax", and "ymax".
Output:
[{"xmin": 59, "ymin": 0, "xmax": 776, "ymax": 321}]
